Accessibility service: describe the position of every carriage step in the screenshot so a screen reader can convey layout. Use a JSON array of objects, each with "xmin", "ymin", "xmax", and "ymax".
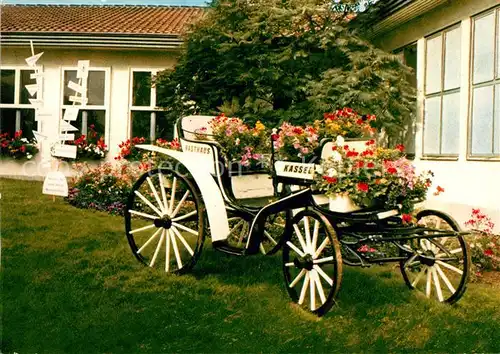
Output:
[{"xmin": 212, "ymin": 240, "xmax": 246, "ymax": 256}]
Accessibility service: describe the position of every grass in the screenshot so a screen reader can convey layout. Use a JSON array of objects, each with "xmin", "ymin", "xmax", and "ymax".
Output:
[{"xmin": 1, "ymin": 178, "xmax": 499, "ymax": 353}]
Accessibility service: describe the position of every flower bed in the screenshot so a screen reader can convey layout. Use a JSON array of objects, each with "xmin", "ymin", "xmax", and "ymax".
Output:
[{"xmin": 0, "ymin": 130, "xmax": 38, "ymax": 160}]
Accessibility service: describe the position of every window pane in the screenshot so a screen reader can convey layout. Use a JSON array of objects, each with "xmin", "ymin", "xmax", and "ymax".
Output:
[
  {"xmin": 0, "ymin": 108, "xmax": 17, "ymax": 136},
  {"xmin": 471, "ymin": 86, "xmax": 494, "ymax": 155},
  {"xmin": 88, "ymin": 71, "xmax": 105, "ymax": 106},
  {"xmin": 20, "ymin": 70, "xmax": 37, "ymax": 104},
  {"xmin": 495, "ymin": 85, "xmax": 500, "ymax": 154},
  {"xmin": 131, "ymin": 111, "xmax": 151, "ymax": 140},
  {"xmin": 444, "ymin": 27, "xmax": 461, "ymax": 90},
  {"xmin": 423, "ymin": 96, "xmax": 441, "ymax": 155},
  {"xmin": 66, "ymin": 109, "xmax": 106, "ymax": 139},
  {"xmin": 20, "ymin": 109, "xmax": 36, "ymax": 140},
  {"xmin": 1, "ymin": 70, "xmax": 15, "ymax": 104},
  {"xmin": 441, "ymin": 92, "xmax": 460, "ymax": 154},
  {"xmin": 425, "ymin": 35, "xmax": 442, "ymax": 94},
  {"xmin": 63, "ymin": 70, "xmax": 78, "ymax": 105},
  {"xmin": 473, "ymin": 13, "xmax": 495, "ymax": 84},
  {"xmin": 132, "ymin": 72, "xmax": 151, "ymax": 107},
  {"xmin": 64, "ymin": 70, "xmax": 105, "ymax": 106},
  {"xmin": 155, "ymin": 111, "xmax": 175, "ymax": 140}
]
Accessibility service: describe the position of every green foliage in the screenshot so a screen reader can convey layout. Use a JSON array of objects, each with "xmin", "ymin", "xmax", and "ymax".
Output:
[{"xmin": 155, "ymin": 0, "xmax": 415, "ymax": 144}]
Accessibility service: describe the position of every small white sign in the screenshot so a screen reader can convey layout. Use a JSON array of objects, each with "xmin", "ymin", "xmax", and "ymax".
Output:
[
  {"xmin": 42, "ymin": 171, "xmax": 69, "ymax": 197},
  {"xmin": 30, "ymin": 72, "xmax": 44, "ymax": 80},
  {"xmin": 274, "ymin": 161, "xmax": 316, "ymax": 180},
  {"xmin": 63, "ymin": 107, "xmax": 79, "ymax": 121},
  {"xmin": 60, "ymin": 120, "xmax": 78, "ymax": 132},
  {"xmin": 59, "ymin": 133, "xmax": 75, "ymax": 141},
  {"xmin": 25, "ymin": 84, "xmax": 39, "ymax": 96},
  {"xmin": 52, "ymin": 143, "xmax": 77, "ymax": 159},
  {"xmin": 69, "ymin": 96, "xmax": 88, "ymax": 105},
  {"xmin": 35, "ymin": 110, "xmax": 53, "ymax": 121},
  {"xmin": 25, "ymin": 52, "xmax": 44, "ymax": 67},
  {"xmin": 32, "ymin": 130, "xmax": 48, "ymax": 143},
  {"xmin": 68, "ymin": 81, "xmax": 86, "ymax": 94},
  {"xmin": 76, "ymin": 60, "xmax": 90, "ymax": 79},
  {"xmin": 29, "ymin": 98, "xmax": 44, "ymax": 108}
]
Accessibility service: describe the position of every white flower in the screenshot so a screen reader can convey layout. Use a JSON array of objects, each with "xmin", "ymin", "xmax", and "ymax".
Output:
[
  {"xmin": 327, "ymin": 168, "xmax": 338, "ymax": 177},
  {"xmin": 235, "ymin": 138, "xmax": 240, "ymax": 146},
  {"xmin": 336, "ymin": 135, "xmax": 345, "ymax": 146},
  {"xmin": 332, "ymin": 151, "xmax": 342, "ymax": 162},
  {"xmin": 21, "ymin": 138, "xmax": 28, "ymax": 143},
  {"xmin": 27, "ymin": 153, "xmax": 32, "ymax": 159}
]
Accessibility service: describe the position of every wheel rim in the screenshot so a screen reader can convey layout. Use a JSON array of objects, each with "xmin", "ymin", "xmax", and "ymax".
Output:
[
  {"xmin": 125, "ymin": 168, "xmax": 205, "ymax": 274},
  {"xmin": 226, "ymin": 213, "xmax": 251, "ymax": 250},
  {"xmin": 283, "ymin": 210, "xmax": 342, "ymax": 316},
  {"xmin": 400, "ymin": 211, "xmax": 470, "ymax": 304}
]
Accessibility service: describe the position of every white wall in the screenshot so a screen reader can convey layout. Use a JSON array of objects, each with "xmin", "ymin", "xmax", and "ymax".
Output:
[
  {"xmin": 376, "ymin": 0, "xmax": 500, "ymax": 232},
  {"xmin": 0, "ymin": 46, "xmax": 178, "ymax": 177}
]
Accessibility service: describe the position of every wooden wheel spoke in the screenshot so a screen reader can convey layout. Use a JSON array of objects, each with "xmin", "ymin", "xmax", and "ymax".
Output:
[
  {"xmin": 309, "ymin": 269, "xmax": 316, "ymax": 311},
  {"xmin": 129, "ymin": 209, "xmax": 157, "ymax": 220},
  {"xmin": 425, "ymin": 268, "xmax": 432, "ymax": 298},
  {"xmin": 137, "ymin": 228, "xmax": 163, "ymax": 254},
  {"xmin": 165, "ymin": 229, "xmax": 171, "ymax": 272},
  {"xmin": 130, "ymin": 223, "xmax": 156, "ymax": 235},
  {"xmin": 435, "ymin": 264, "xmax": 456, "ymax": 294},
  {"xmin": 169, "ymin": 177, "xmax": 177, "ymax": 214},
  {"xmin": 314, "ymin": 238, "xmax": 330, "ymax": 258},
  {"xmin": 312, "ymin": 270, "xmax": 327, "ymax": 304},
  {"xmin": 286, "ymin": 241, "xmax": 305, "ymax": 257},
  {"xmin": 411, "ymin": 266, "xmax": 426, "ymax": 287},
  {"xmin": 263, "ymin": 231, "xmax": 278, "ymax": 245},
  {"xmin": 292, "ymin": 223, "xmax": 308, "ymax": 253},
  {"xmin": 298, "ymin": 272, "xmax": 310, "ymax": 305},
  {"xmin": 172, "ymin": 222, "xmax": 198, "ymax": 235},
  {"xmin": 311, "ymin": 220, "xmax": 319, "ymax": 255},
  {"xmin": 313, "ymin": 265, "xmax": 333, "ymax": 286},
  {"xmin": 146, "ymin": 177, "xmax": 165, "ymax": 214},
  {"xmin": 158, "ymin": 173, "xmax": 169, "ymax": 211},
  {"xmin": 134, "ymin": 190, "xmax": 163, "ymax": 216},
  {"xmin": 290, "ymin": 269, "xmax": 306, "ymax": 288},
  {"xmin": 169, "ymin": 230, "xmax": 183, "ymax": 269},
  {"xmin": 171, "ymin": 226, "xmax": 194, "ymax": 256},
  {"xmin": 435, "ymin": 260, "xmax": 463, "ymax": 275},
  {"xmin": 303, "ymin": 216, "xmax": 312, "ymax": 253},
  {"xmin": 172, "ymin": 210, "xmax": 197, "ymax": 222},
  {"xmin": 150, "ymin": 230, "xmax": 166, "ymax": 267},
  {"xmin": 171, "ymin": 190, "xmax": 190, "ymax": 218},
  {"xmin": 431, "ymin": 267, "xmax": 444, "ymax": 302},
  {"xmin": 313, "ymin": 256, "xmax": 334, "ymax": 264}
]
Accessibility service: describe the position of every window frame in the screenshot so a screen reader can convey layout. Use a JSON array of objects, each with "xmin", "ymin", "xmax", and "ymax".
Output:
[
  {"xmin": 0, "ymin": 65, "xmax": 42, "ymax": 135},
  {"xmin": 422, "ymin": 24, "xmax": 462, "ymax": 159},
  {"xmin": 60, "ymin": 66, "xmax": 111, "ymax": 145},
  {"xmin": 129, "ymin": 68, "xmax": 166, "ymax": 142},
  {"xmin": 468, "ymin": 7, "xmax": 500, "ymax": 161}
]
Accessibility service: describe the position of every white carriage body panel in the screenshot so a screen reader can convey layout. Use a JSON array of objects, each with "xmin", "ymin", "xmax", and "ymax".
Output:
[
  {"xmin": 179, "ymin": 115, "xmax": 215, "ymax": 141},
  {"xmin": 179, "ymin": 138, "xmax": 217, "ymax": 175},
  {"xmin": 136, "ymin": 144, "xmax": 230, "ymax": 242}
]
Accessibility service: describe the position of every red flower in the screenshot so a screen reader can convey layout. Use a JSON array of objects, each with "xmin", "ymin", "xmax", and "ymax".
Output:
[
  {"xmin": 357, "ymin": 182, "xmax": 369, "ymax": 192},
  {"xmin": 356, "ymin": 160, "xmax": 364, "ymax": 168},
  {"xmin": 395, "ymin": 144, "xmax": 405, "ymax": 152},
  {"xmin": 356, "ymin": 119, "xmax": 364, "ymax": 125},
  {"xmin": 346, "ymin": 151, "xmax": 359, "ymax": 158},
  {"xmin": 20, "ymin": 145, "xmax": 26, "ymax": 152},
  {"xmin": 484, "ymin": 249, "xmax": 494, "ymax": 257},
  {"xmin": 365, "ymin": 139, "xmax": 375, "ymax": 146},
  {"xmin": 271, "ymin": 133, "xmax": 279, "ymax": 141},
  {"xmin": 292, "ymin": 127, "xmax": 304, "ymax": 135},
  {"xmin": 331, "ymin": 145, "xmax": 338, "ymax": 151},
  {"xmin": 402, "ymin": 214, "xmax": 413, "ymax": 224},
  {"xmin": 322, "ymin": 176, "xmax": 337, "ymax": 184},
  {"xmin": 343, "ymin": 145, "xmax": 350, "ymax": 150},
  {"xmin": 433, "ymin": 185, "xmax": 445, "ymax": 196},
  {"xmin": 367, "ymin": 162, "xmax": 375, "ymax": 168},
  {"xmin": 14, "ymin": 130, "xmax": 22, "ymax": 139},
  {"xmin": 387, "ymin": 167, "xmax": 397, "ymax": 174},
  {"xmin": 472, "ymin": 208, "xmax": 480, "ymax": 215}
]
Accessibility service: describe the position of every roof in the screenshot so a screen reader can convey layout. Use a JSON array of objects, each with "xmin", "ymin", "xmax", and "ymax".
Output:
[
  {"xmin": 355, "ymin": 0, "xmax": 448, "ymax": 39},
  {"xmin": 0, "ymin": 5, "xmax": 204, "ymax": 35},
  {"xmin": 0, "ymin": 5, "xmax": 205, "ymax": 49}
]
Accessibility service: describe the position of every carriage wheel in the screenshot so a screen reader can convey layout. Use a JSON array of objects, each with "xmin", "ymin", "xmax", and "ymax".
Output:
[
  {"xmin": 400, "ymin": 210, "xmax": 470, "ymax": 304},
  {"xmin": 125, "ymin": 168, "xmax": 205, "ymax": 274},
  {"xmin": 283, "ymin": 209, "xmax": 343, "ymax": 316},
  {"xmin": 225, "ymin": 211, "xmax": 288, "ymax": 255}
]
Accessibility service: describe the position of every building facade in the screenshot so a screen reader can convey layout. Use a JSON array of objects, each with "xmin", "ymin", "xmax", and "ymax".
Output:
[
  {"xmin": 366, "ymin": 0, "xmax": 500, "ymax": 231},
  {"xmin": 0, "ymin": 5, "xmax": 203, "ymax": 176}
]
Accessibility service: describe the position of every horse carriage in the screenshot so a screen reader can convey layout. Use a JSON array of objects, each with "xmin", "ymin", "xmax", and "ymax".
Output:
[{"xmin": 124, "ymin": 115, "xmax": 471, "ymax": 316}]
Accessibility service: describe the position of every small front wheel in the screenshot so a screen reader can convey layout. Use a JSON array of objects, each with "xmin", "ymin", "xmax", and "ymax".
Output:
[
  {"xmin": 125, "ymin": 168, "xmax": 205, "ymax": 274},
  {"xmin": 400, "ymin": 210, "xmax": 470, "ymax": 304},
  {"xmin": 282, "ymin": 209, "xmax": 343, "ymax": 316}
]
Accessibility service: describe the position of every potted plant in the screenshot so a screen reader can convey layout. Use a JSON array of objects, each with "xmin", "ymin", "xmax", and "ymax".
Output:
[
  {"xmin": 67, "ymin": 125, "xmax": 107, "ymax": 161},
  {"xmin": 272, "ymin": 122, "xmax": 321, "ymax": 163},
  {"xmin": 316, "ymin": 142, "xmax": 432, "ymax": 216}
]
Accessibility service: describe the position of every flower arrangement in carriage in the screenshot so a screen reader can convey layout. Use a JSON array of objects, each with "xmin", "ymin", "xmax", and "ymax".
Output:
[
  {"xmin": 272, "ymin": 107, "xmax": 376, "ymax": 163},
  {"xmin": 317, "ymin": 141, "xmax": 434, "ymax": 219},
  {"xmin": 198, "ymin": 113, "xmax": 271, "ymax": 173}
]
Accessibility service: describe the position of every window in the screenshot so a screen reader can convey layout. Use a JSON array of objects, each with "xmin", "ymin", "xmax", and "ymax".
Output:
[
  {"xmin": 61, "ymin": 67, "xmax": 109, "ymax": 140},
  {"xmin": 0, "ymin": 68, "xmax": 39, "ymax": 140},
  {"xmin": 423, "ymin": 26, "xmax": 461, "ymax": 157},
  {"xmin": 129, "ymin": 69, "xmax": 173, "ymax": 141},
  {"xmin": 470, "ymin": 8, "xmax": 500, "ymax": 158}
]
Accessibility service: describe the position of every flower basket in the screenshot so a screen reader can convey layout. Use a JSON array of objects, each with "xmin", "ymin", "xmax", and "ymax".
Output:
[
  {"xmin": 328, "ymin": 194, "xmax": 361, "ymax": 212},
  {"xmin": 321, "ymin": 138, "xmax": 374, "ymax": 160}
]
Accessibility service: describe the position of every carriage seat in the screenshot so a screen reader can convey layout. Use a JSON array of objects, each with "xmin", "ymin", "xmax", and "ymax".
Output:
[{"xmin": 177, "ymin": 115, "xmax": 215, "ymax": 141}]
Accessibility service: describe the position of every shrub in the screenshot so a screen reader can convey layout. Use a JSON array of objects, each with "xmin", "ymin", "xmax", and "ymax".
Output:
[{"xmin": 464, "ymin": 209, "xmax": 499, "ymax": 277}]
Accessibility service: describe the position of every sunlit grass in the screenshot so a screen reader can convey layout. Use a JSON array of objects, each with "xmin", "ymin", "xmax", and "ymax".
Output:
[{"xmin": 1, "ymin": 178, "xmax": 499, "ymax": 353}]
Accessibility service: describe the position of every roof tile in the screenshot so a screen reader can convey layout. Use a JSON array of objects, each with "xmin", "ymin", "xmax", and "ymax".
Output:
[{"xmin": 0, "ymin": 5, "xmax": 204, "ymax": 35}]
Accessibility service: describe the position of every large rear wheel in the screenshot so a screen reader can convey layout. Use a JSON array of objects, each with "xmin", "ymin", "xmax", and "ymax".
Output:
[{"xmin": 125, "ymin": 168, "xmax": 205, "ymax": 274}]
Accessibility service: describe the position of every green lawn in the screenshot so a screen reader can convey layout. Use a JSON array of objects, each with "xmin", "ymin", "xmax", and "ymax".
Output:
[{"xmin": 1, "ymin": 178, "xmax": 499, "ymax": 353}]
